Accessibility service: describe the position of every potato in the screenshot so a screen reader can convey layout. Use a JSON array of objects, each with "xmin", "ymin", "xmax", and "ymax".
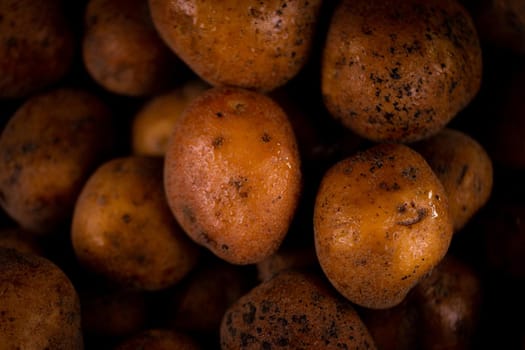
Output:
[
  {"xmin": 164, "ymin": 86, "xmax": 302, "ymax": 265},
  {"xmin": 0, "ymin": 226, "xmax": 43, "ymax": 255},
  {"xmin": 83, "ymin": 0, "xmax": 179, "ymax": 96},
  {"xmin": 71, "ymin": 156, "xmax": 200, "ymax": 291},
  {"xmin": 131, "ymin": 79, "xmax": 210, "ymax": 156},
  {"xmin": 148, "ymin": 0, "xmax": 323, "ymax": 92},
  {"xmin": 413, "ymin": 254, "xmax": 482, "ymax": 350},
  {"xmin": 0, "ymin": 88, "xmax": 113, "ymax": 234},
  {"xmin": 412, "ymin": 128, "xmax": 493, "ymax": 232},
  {"xmin": 314, "ymin": 143, "xmax": 453, "ymax": 309},
  {"xmin": 114, "ymin": 329, "xmax": 201, "ymax": 350},
  {"xmin": 322, "ymin": 0, "xmax": 482, "ymax": 142},
  {"xmin": 80, "ymin": 287, "xmax": 148, "ymax": 338},
  {"xmin": 0, "ymin": 0, "xmax": 75, "ymax": 98},
  {"xmin": 165, "ymin": 256, "xmax": 253, "ymax": 335},
  {"xmin": 221, "ymin": 269, "xmax": 377, "ymax": 349},
  {"xmin": 256, "ymin": 245, "xmax": 319, "ymax": 282},
  {"xmin": 0, "ymin": 248, "xmax": 83, "ymax": 349}
]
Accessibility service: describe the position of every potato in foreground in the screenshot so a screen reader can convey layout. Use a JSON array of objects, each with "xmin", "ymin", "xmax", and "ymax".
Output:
[
  {"xmin": 0, "ymin": 88, "xmax": 113, "ymax": 234},
  {"xmin": 164, "ymin": 86, "xmax": 302, "ymax": 265},
  {"xmin": 220, "ymin": 269, "xmax": 377, "ymax": 349},
  {"xmin": 321, "ymin": 0, "xmax": 482, "ymax": 142},
  {"xmin": 71, "ymin": 156, "xmax": 200, "ymax": 291},
  {"xmin": 412, "ymin": 128, "xmax": 493, "ymax": 232},
  {"xmin": 0, "ymin": 248, "xmax": 83, "ymax": 349},
  {"xmin": 314, "ymin": 143, "xmax": 453, "ymax": 309},
  {"xmin": 148, "ymin": 0, "xmax": 323, "ymax": 92}
]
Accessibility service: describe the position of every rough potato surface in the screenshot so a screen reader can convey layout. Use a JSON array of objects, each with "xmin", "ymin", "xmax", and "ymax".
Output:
[{"xmin": 314, "ymin": 143, "xmax": 453, "ymax": 309}]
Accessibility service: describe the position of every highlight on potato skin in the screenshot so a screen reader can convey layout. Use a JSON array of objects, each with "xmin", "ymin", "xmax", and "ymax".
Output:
[
  {"xmin": 314, "ymin": 143, "xmax": 454, "ymax": 309},
  {"xmin": 163, "ymin": 86, "xmax": 302, "ymax": 265},
  {"xmin": 148, "ymin": 0, "xmax": 323, "ymax": 92},
  {"xmin": 321, "ymin": 0, "xmax": 482, "ymax": 143}
]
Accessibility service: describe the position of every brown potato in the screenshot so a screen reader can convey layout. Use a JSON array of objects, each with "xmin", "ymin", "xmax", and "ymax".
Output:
[
  {"xmin": 413, "ymin": 254, "xmax": 482, "ymax": 350},
  {"xmin": 0, "ymin": 88, "xmax": 113, "ymax": 234},
  {"xmin": 71, "ymin": 156, "xmax": 200, "ymax": 291},
  {"xmin": 256, "ymin": 245, "xmax": 319, "ymax": 282},
  {"xmin": 0, "ymin": 226, "xmax": 43, "ymax": 255},
  {"xmin": 314, "ymin": 143, "xmax": 453, "ymax": 309},
  {"xmin": 148, "ymin": 0, "xmax": 323, "ymax": 92},
  {"xmin": 83, "ymin": 0, "xmax": 179, "ymax": 96},
  {"xmin": 165, "ymin": 256, "xmax": 253, "ymax": 335},
  {"xmin": 0, "ymin": 0, "xmax": 75, "ymax": 98},
  {"xmin": 322, "ymin": 0, "xmax": 482, "ymax": 142},
  {"xmin": 220, "ymin": 269, "xmax": 377, "ymax": 349},
  {"xmin": 164, "ymin": 86, "xmax": 302, "ymax": 265},
  {"xmin": 0, "ymin": 248, "xmax": 83, "ymax": 349},
  {"xmin": 412, "ymin": 128, "xmax": 493, "ymax": 232},
  {"xmin": 131, "ymin": 79, "xmax": 210, "ymax": 156},
  {"xmin": 114, "ymin": 329, "xmax": 201, "ymax": 350}
]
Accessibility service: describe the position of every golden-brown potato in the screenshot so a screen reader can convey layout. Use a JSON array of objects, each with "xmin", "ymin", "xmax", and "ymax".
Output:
[
  {"xmin": 413, "ymin": 254, "xmax": 482, "ymax": 350},
  {"xmin": 71, "ymin": 156, "xmax": 200, "ymax": 291},
  {"xmin": 0, "ymin": 88, "xmax": 113, "ymax": 234},
  {"xmin": 220, "ymin": 269, "xmax": 377, "ymax": 349},
  {"xmin": 0, "ymin": 0, "xmax": 75, "ymax": 98},
  {"xmin": 83, "ymin": 0, "xmax": 179, "ymax": 96},
  {"xmin": 314, "ymin": 143, "xmax": 453, "ymax": 309},
  {"xmin": 412, "ymin": 128, "xmax": 493, "ymax": 232},
  {"xmin": 322, "ymin": 0, "xmax": 482, "ymax": 142},
  {"xmin": 148, "ymin": 0, "xmax": 323, "ymax": 92},
  {"xmin": 131, "ymin": 79, "xmax": 210, "ymax": 156},
  {"xmin": 164, "ymin": 86, "xmax": 302, "ymax": 265},
  {"xmin": 0, "ymin": 248, "xmax": 83, "ymax": 349},
  {"xmin": 114, "ymin": 329, "xmax": 201, "ymax": 350}
]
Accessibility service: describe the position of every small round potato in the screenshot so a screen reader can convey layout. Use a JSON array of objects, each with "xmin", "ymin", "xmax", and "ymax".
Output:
[
  {"xmin": 148, "ymin": 0, "xmax": 323, "ymax": 92},
  {"xmin": 131, "ymin": 79, "xmax": 210, "ymax": 156},
  {"xmin": 0, "ymin": 248, "xmax": 83, "ymax": 349},
  {"xmin": 321, "ymin": 0, "xmax": 482, "ymax": 142},
  {"xmin": 164, "ymin": 86, "xmax": 302, "ymax": 265},
  {"xmin": 412, "ymin": 128, "xmax": 493, "ymax": 232},
  {"xmin": 83, "ymin": 0, "xmax": 179, "ymax": 96},
  {"xmin": 0, "ymin": 0, "xmax": 75, "ymax": 98},
  {"xmin": 220, "ymin": 269, "xmax": 377, "ymax": 349},
  {"xmin": 71, "ymin": 156, "xmax": 200, "ymax": 291},
  {"xmin": 0, "ymin": 88, "xmax": 113, "ymax": 234},
  {"xmin": 314, "ymin": 143, "xmax": 453, "ymax": 309}
]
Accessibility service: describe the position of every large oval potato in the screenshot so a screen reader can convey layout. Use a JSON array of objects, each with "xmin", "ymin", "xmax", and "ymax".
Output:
[
  {"xmin": 164, "ymin": 86, "xmax": 302, "ymax": 265},
  {"xmin": 0, "ymin": 0, "xmax": 75, "ymax": 98},
  {"xmin": 322, "ymin": 0, "xmax": 482, "ymax": 142},
  {"xmin": 314, "ymin": 143, "xmax": 453, "ymax": 309},
  {"xmin": 148, "ymin": 0, "xmax": 323, "ymax": 92},
  {"xmin": 0, "ymin": 88, "xmax": 113, "ymax": 234},
  {"xmin": 0, "ymin": 248, "xmax": 83, "ymax": 349},
  {"xmin": 71, "ymin": 156, "xmax": 200, "ymax": 291}
]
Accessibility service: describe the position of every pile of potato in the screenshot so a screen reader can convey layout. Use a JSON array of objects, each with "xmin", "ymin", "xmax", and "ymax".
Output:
[{"xmin": 0, "ymin": 0, "xmax": 524, "ymax": 349}]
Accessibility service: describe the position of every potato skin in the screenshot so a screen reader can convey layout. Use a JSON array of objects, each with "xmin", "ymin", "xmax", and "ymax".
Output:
[
  {"xmin": 71, "ymin": 156, "xmax": 200, "ymax": 291},
  {"xmin": 83, "ymin": 0, "xmax": 178, "ymax": 96},
  {"xmin": 0, "ymin": 248, "xmax": 83, "ymax": 349},
  {"xmin": 314, "ymin": 143, "xmax": 453, "ymax": 309},
  {"xmin": 0, "ymin": 88, "xmax": 113, "ymax": 234},
  {"xmin": 0, "ymin": 0, "xmax": 74, "ymax": 98},
  {"xmin": 148, "ymin": 0, "xmax": 322, "ymax": 92},
  {"xmin": 322, "ymin": 0, "xmax": 482, "ymax": 142},
  {"xmin": 412, "ymin": 128, "xmax": 493, "ymax": 232},
  {"xmin": 221, "ymin": 269, "xmax": 377, "ymax": 349},
  {"xmin": 114, "ymin": 329, "xmax": 201, "ymax": 350},
  {"xmin": 132, "ymin": 79, "xmax": 210, "ymax": 156},
  {"xmin": 164, "ymin": 86, "xmax": 302, "ymax": 265}
]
